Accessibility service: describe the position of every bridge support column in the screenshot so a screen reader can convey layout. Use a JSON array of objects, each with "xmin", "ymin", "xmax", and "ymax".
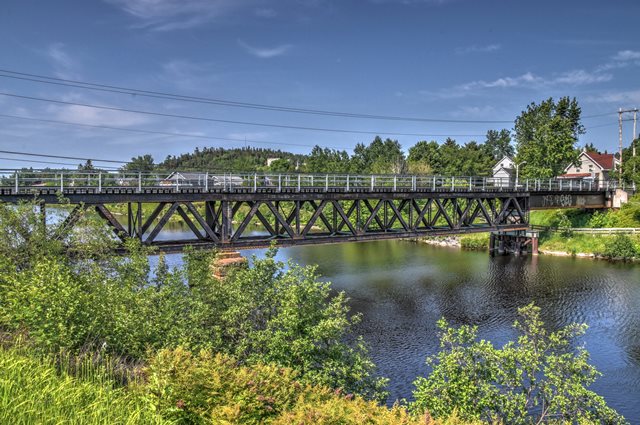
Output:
[
  {"xmin": 210, "ymin": 250, "xmax": 247, "ymax": 280},
  {"xmin": 490, "ymin": 230, "xmax": 538, "ymax": 256},
  {"xmin": 221, "ymin": 201, "xmax": 233, "ymax": 243}
]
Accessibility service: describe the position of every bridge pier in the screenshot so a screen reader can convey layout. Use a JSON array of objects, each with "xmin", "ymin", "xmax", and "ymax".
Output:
[
  {"xmin": 211, "ymin": 250, "xmax": 247, "ymax": 280},
  {"xmin": 490, "ymin": 230, "xmax": 538, "ymax": 256}
]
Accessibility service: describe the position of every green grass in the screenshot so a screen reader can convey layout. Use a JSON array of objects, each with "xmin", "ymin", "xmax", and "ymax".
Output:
[
  {"xmin": 538, "ymin": 232, "xmax": 640, "ymax": 256},
  {"xmin": 0, "ymin": 346, "xmax": 164, "ymax": 425},
  {"xmin": 459, "ymin": 233, "xmax": 489, "ymax": 251}
]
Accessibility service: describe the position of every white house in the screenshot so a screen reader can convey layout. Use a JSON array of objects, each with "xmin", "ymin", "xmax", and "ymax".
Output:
[
  {"xmin": 492, "ymin": 156, "xmax": 515, "ymax": 186},
  {"xmin": 558, "ymin": 151, "xmax": 618, "ymax": 186}
]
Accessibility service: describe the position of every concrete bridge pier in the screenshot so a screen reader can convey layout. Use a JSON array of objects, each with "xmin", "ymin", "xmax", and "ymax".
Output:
[
  {"xmin": 211, "ymin": 250, "xmax": 247, "ymax": 280},
  {"xmin": 490, "ymin": 230, "xmax": 538, "ymax": 257}
]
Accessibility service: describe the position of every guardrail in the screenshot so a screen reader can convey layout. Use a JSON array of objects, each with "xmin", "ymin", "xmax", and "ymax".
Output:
[
  {"xmin": 531, "ymin": 225, "xmax": 640, "ymax": 234},
  {"xmin": 0, "ymin": 169, "xmax": 626, "ymax": 195}
]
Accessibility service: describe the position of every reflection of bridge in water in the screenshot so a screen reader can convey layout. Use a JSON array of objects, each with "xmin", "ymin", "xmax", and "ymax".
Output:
[{"xmin": 0, "ymin": 170, "xmax": 621, "ymax": 251}]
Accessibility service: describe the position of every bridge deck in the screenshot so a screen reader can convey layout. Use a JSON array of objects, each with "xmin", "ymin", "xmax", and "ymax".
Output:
[{"xmin": 0, "ymin": 170, "xmax": 617, "ymax": 251}]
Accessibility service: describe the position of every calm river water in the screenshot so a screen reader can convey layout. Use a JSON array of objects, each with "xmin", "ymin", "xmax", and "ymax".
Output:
[{"xmin": 155, "ymin": 230, "xmax": 640, "ymax": 421}]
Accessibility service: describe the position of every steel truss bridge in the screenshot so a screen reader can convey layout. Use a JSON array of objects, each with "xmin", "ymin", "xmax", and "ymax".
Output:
[{"xmin": 0, "ymin": 170, "xmax": 620, "ymax": 251}]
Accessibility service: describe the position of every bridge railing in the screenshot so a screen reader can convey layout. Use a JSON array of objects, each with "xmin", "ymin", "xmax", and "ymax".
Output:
[{"xmin": 0, "ymin": 169, "xmax": 626, "ymax": 195}]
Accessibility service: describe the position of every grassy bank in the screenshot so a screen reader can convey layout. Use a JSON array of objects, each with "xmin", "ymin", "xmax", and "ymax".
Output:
[{"xmin": 0, "ymin": 343, "xmax": 481, "ymax": 425}]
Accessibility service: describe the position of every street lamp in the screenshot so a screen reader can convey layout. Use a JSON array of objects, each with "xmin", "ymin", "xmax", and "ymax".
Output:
[{"xmin": 515, "ymin": 161, "xmax": 527, "ymax": 189}]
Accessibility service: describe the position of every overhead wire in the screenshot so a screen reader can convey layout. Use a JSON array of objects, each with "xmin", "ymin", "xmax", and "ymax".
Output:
[
  {"xmin": 0, "ymin": 113, "xmax": 347, "ymax": 150},
  {"xmin": 0, "ymin": 68, "xmax": 618, "ymax": 122},
  {"xmin": 0, "ymin": 92, "xmax": 489, "ymax": 138},
  {"xmin": 0, "ymin": 69, "xmax": 516, "ymax": 124}
]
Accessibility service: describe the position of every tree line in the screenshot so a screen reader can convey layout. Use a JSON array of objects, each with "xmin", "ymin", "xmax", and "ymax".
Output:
[{"xmin": 116, "ymin": 97, "xmax": 640, "ymax": 183}]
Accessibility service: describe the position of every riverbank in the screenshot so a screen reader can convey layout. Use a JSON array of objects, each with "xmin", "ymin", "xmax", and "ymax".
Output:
[{"xmin": 417, "ymin": 231, "xmax": 640, "ymax": 261}]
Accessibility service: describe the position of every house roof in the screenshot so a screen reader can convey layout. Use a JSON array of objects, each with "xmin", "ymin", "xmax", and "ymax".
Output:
[
  {"xmin": 585, "ymin": 152, "xmax": 615, "ymax": 170},
  {"xmin": 557, "ymin": 173, "xmax": 592, "ymax": 179},
  {"xmin": 492, "ymin": 156, "xmax": 514, "ymax": 171},
  {"xmin": 563, "ymin": 151, "xmax": 617, "ymax": 173}
]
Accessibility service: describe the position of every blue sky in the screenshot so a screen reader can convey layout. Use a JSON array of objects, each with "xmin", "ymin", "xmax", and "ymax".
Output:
[{"xmin": 1, "ymin": 0, "xmax": 639, "ymax": 168}]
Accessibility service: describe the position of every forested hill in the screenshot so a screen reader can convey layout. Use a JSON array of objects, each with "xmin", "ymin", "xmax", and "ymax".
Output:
[{"xmin": 159, "ymin": 147, "xmax": 306, "ymax": 172}]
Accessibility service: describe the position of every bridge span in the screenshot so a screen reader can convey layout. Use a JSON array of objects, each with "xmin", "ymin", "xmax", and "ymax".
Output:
[{"xmin": 0, "ymin": 170, "xmax": 620, "ymax": 251}]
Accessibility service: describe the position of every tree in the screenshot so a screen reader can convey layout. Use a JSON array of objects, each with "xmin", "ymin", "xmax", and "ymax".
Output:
[
  {"xmin": 407, "ymin": 140, "xmax": 441, "ymax": 174},
  {"xmin": 584, "ymin": 142, "xmax": 600, "ymax": 154},
  {"xmin": 459, "ymin": 141, "xmax": 494, "ymax": 176},
  {"xmin": 350, "ymin": 136, "xmax": 406, "ymax": 174},
  {"xmin": 622, "ymin": 138, "xmax": 640, "ymax": 185},
  {"xmin": 410, "ymin": 303, "xmax": 625, "ymax": 424},
  {"xmin": 438, "ymin": 138, "xmax": 461, "ymax": 176},
  {"xmin": 514, "ymin": 97, "xmax": 584, "ymax": 178},
  {"xmin": 77, "ymin": 159, "xmax": 94, "ymax": 171},
  {"xmin": 123, "ymin": 154, "xmax": 155, "ymax": 173},
  {"xmin": 306, "ymin": 145, "xmax": 351, "ymax": 173},
  {"xmin": 484, "ymin": 129, "xmax": 514, "ymax": 161},
  {"xmin": 269, "ymin": 158, "xmax": 295, "ymax": 172}
]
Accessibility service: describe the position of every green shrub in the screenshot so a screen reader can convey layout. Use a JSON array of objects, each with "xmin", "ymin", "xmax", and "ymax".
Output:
[
  {"xmin": 600, "ymin": 234, "xmax": 638, "ymax": 260},
  {"xmin": 143, "ymin": 347, "xmax": 477, "ymax": 425},
  {"xmin": 410, "ymin": 303, "xmax": 626, "ymax": 424}
]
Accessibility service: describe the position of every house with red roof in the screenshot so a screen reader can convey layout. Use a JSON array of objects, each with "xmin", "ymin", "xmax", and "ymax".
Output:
[{"xmin": 559, "ymin": 150, "xmax": 619, "ymax": 185}]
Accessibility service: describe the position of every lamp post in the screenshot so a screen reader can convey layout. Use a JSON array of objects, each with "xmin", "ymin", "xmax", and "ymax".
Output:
[{"xmin": 515, "ymin": 161, "xmax": 526, "ymax": 189}]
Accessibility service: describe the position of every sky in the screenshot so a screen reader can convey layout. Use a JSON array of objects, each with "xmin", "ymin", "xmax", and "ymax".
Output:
[{"xmin": 1, "ymin": 0, "xmax": 639, "ymax": 169}]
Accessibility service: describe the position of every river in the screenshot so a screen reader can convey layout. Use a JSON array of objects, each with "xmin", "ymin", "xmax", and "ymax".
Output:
[{"xmin": 153, "ymin": 226, "xmax": 640, "ymax": 421}]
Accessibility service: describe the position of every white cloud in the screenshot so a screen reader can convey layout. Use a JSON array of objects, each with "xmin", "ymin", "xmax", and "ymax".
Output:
[
  {"xmin": 46, "ymin": 43, "xmax": 80, "ymax": 79},
  {"xmin": 425, "ymin": 69, "xmax": 611, "ymax": 99},
  {"xmin": 455, "ymin": 44, "xmax": 501, "ymax": 55},
  {"xmin": 159, "ymin": 59, "xmax": 220, "ymax": 91},
  {"xmin": 586, "ymin": 90, "xmax": 640, "ymax": 105},
  {"xmin": 52, "ymin": 104, "xmax": 150, "ymax": 127},
  {"xmin": 612, "ymin": 50, "xmax": 640, "ymax": 61},
  {"xmin": 238, "ymin": 40, "xmax": 292, "ymax": 59},
  {"xmin": 553, "ymin": 69, "xmax": 612, "ymax": 85},
  {"xmin": 255, "ymin": 8, "xmax": 277, "ymax": 18},
  {"xmin": 103, "ymin": 0, "xmax": 249, "ymax": 30}
]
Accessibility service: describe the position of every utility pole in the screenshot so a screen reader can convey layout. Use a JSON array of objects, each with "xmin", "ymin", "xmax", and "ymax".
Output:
[
  {"xmin": 617, "ymin": 107, "xmax": 639, "ymax": 184},
  {"xmin": 634, "ymin": 109, "xmax": 637, "ymax": 174},
  {"xmin": 619, "ymin": 108, "xmax": 623, "ymax": 185}
]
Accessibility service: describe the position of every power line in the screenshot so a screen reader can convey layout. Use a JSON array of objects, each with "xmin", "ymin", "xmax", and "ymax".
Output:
[
  {"xmin": 0, "ymin": 69, "xmax": 516, "ymax": 124},
  {"xmin": 0, "ymin": 149, "xmax": 128, "ymax": 164},
  {"xmin": 0, "ymin": 92, "xmax": 489, "ymax": 138},
  {"xmin": 0, "ymin": 113, "xmax": 347, "ymax": 150},
  {"xmin": 0, "ymin": 156, "xmax": 120, "ymax": 169}
]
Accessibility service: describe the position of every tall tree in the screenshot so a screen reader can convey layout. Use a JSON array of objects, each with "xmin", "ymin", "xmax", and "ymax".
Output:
[
  {"xmin": 306, "ymin": 145, "xmax": 350, "ymax": 173},
  {"xmin": 583, "ymin": 142, "xmax": 600, "ymax": 154},
  {"xmin": 484, "ymin": 129, "xmax": 514, "ymax": 161},
  {"xmin": 514, "ymin": 97, "xmax": 584, "ymax": 178},
  {"xmin": 407, "ymin": 140, "xmax": 441, "ymax": 174},
  {"xmin": 350, "ymin": 136, "xmax": 406, "ymax": 174},
  {"xmin": 438, "ymin": 138, "xmax": 461, "ymax": 176},
  {"xmin": 124, "ymin": 154, "xmax": 155, "ymax": 172}
]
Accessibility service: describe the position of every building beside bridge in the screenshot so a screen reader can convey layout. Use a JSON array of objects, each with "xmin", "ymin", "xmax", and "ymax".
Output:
[
  {"xmin": 492, "ymin": 156, "xmax": 515, "ymax": 187},
  {"xmin": 559, "ymin": 151, "xmax": 618, "ymax": 186}
]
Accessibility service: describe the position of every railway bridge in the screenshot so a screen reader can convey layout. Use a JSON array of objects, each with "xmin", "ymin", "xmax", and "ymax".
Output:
[{"xmin": 0, "ymin": 170, "xmax": 623, "ymax": 252}]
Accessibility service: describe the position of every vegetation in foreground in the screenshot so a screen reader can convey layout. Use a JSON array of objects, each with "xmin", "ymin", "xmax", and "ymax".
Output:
[{"xmin": 0, "ymin": 201, "xmax": 627, "ymax": 423}]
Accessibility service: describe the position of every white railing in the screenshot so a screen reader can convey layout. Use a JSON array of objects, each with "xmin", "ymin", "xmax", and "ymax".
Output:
[{"xmin": 0, "ymin": 169, "xmax": 626, "ymax": 195}]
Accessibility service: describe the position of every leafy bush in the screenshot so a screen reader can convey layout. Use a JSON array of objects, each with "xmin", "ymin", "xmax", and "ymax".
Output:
[
  {"xmin": 586, "ymin": 210, "xmax": 613, "ymax": 228},
  {"xmin": 143, "ymin": 347, "xmax": 477, "ymax": 425},
  {"xmin": 0, "ymin": 201, "xmax": 385, "ymax": 401},
  {"xmin": 203, "ymin": 247, "xmax": 388, "ymax": 401},
  {"xmin": 410, "ymin": 303, "xmax": 626, "ymax": 424},
  {"xmin": 600, "ymin": 234, "xmax": 638, "ymax": 260}
]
